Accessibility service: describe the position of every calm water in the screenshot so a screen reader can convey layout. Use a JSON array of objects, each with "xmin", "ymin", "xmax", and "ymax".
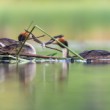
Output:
[{"xmin": 0, "ymin": 62, "xmax": 110, "ymax": 110}]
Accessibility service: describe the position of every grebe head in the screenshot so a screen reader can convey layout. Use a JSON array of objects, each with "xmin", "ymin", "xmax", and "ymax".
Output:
[
  {"xmin": 45, "ymin": 35, "xmax": 64, "ymax": 45},
  {"xmin": 17, "ymin": 32, "xmax": 36, "ymax": 54},
  {"xmin": 18, "ymin": 32, "xmax": 32, "ymax": 42},
  {"xmin": 45, "ymin": 35, "xmax": 69, "ymax": 58},
  {"xmin": 56, "ymin": 36, "xmax": 68, "ymax": 48},
  {"xmin": 56, "ymin": 36, "xmax": 69, "ymax": 58}
]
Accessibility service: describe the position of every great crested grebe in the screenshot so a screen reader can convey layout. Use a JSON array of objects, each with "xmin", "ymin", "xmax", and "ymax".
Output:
[
  {"xmin": 0, "ymin": 32, "xmax": 36, "ymax": 54},
  {"xmin": 45, "ymin": 35, "xmax": 69, "ymax": 58},
  {"xmin": 45, "ymin": 35, "xmax": 110, "ymax": 59}
]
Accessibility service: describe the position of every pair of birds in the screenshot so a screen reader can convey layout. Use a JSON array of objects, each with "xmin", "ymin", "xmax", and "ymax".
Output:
[
  {"xmin": 0, "ymin": 32, "xmax": 110, "ymax": 59},
  {"xmin": 45, "ymin": 35, "xmax": 110, "ymax": 59}
]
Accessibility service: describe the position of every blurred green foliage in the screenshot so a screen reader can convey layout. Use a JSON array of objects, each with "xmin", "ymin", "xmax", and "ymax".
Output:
[{"xmin": 0, "ymin": 0, "xmax": 110, "ymax": 40}]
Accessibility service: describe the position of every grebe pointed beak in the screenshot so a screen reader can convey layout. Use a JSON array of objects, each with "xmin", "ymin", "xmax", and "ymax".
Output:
[{"xmin": 44, "ymin": 35, "xmax": 64, "ymax": 45}]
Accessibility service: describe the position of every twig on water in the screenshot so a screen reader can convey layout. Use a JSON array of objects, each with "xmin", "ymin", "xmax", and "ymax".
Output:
[
  {"xmin": 24, "ymin": 30, "xmax": 62, "ymax": 53},
  {"xmin": 45, "ymin": 46, "xmax": 62, "ymax": 52},
  {"xmin": 1, "ymin": 52, "xmax": 67, "ymax": 60},
  {"xmin": 28, "ymin": 35, "xmax": 45, "ymax": 40},
  {"xmin": 16, "ymin": 26, "xmax": 36, "ymax": 60},
  {"xmin": 34, "ymin": 25, "xmax": 84, "ymax": 60},
  {"xmin": 25, "ymin": 29, "xmax": 45, "ymax": 40}
]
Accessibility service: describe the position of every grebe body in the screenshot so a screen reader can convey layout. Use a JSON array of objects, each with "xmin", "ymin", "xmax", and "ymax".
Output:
[
  {"xmin": 1, "ymin": 42, "xmax": 36, "ymax": 54},
  {"xmin": 0, "ymin": 38, "xmax": 17, "ymax": 47},
  {"xmin": 0, "ymin": 32, "xmax": 36, "ymax": 55},
  {"xmin": 46, "ymin": 36, "xmax": 110, "ymax": 59},
  {"xmin": 79, "ymin": 50, "xmax": 110, "ymax": 59},
  {"xmin": 45, "ymin": 35, "xmax": 69, "ymax": 58}
]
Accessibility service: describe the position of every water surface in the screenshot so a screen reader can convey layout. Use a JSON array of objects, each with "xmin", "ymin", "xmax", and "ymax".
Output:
[{"xmin": 0, "ymin": 62, "xmax": 110, "ymax": 110}]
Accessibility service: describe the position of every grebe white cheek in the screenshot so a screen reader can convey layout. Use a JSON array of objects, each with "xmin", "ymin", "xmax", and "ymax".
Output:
[{"xmin": 62, "ymin": 48, "xmax": 68, "ymax": 58}]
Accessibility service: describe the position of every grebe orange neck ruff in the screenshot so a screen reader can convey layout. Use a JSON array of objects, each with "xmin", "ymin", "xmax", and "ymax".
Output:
[
  {"xmin": 45, "ymin": 35, "xmax": 69, "ymax": 58},
  {"xmin": 18, "ymin": 32, "xmax": 30, "ymax": 42},
  {"xmin": 56, "ymin": 37, "xmax": 69, "ymax": 58},
  {"xmin": 47, "ymin": 36, "xmax": 110, "ymax": 59}
]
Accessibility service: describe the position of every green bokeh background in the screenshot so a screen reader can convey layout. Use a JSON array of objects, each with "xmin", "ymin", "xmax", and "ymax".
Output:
[
  {"xmin": 0, "ymin": 1, "xmax": 110, "ymax": 110},
  {"xmin": 0, "ymin": 0, "xmax": 110, "ymax": 41}
]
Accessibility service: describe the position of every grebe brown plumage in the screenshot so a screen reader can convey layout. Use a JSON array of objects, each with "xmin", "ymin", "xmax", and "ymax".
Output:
[
  {"xmin": 79, "ymin": 50, "xmax": 110, "ymax": 59},
  {"xmin": 45, "ymin": 36, "xmax": 110, "ymax": 59},
  {"xmin": 45, "ymin": 35, "xmax": 69, "ymax": 58},
  {"xmin": 0, "ymin": 32, "xmax": 36, "ymax": 55}
]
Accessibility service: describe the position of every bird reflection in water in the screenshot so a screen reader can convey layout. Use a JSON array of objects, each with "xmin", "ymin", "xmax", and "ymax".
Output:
[
  {"xmin": 0, "ymin": 64, "xmax": 17, "ymax": 83},
  {"xmin": 0, "ymin": 63, "xmax": 36, "ymax": 86},
  {"xmin": 59, "ymin": 62, "xmax": 69, "ymax": 82},
  {"xmin": 41, "ymin": 61, "xmax": 69, "ymax": 86},
  {"xmin": 0, "ymin": 61, "xmax": 69, "ymax": 90},
  {"xmin": 18, "ymin": 63, "xmax": 36, "ymax": 85}
]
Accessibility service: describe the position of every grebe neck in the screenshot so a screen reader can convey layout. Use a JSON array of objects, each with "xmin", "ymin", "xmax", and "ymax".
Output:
[
  {"xmin": 25, "ymin": 42, "xmax": 36, "ymax": 54},
  {"xmin": 62, "ymin": 48, "xmax": 69, "ymax": 58}
]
